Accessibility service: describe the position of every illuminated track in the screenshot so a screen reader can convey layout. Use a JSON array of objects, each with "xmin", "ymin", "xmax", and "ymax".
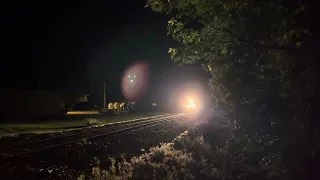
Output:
[
  {"xmin": 0, "ymin": 114, "xmax": 170, "ymax": 150},
  {"xmin": 0, "ymin": 114, "xmax": 183, "ymax": 163}
]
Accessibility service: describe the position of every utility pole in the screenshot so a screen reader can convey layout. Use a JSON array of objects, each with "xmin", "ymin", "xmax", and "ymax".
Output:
[{"xmin": 103, "ymin": 82, "xmax": 106, "ymax": 110}]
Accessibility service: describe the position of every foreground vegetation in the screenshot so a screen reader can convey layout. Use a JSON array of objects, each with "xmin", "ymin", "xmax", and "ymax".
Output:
[
  {"xmin": 78, "ymin": 128, "xmax": 218, "ymax": 180},
  {"xmin": 80, "ymin": 126, "xmax": 286, "ymax": 180},
  {"xmin": 146, "ymin": 0, "xmax": 319, "ymax": 179}
]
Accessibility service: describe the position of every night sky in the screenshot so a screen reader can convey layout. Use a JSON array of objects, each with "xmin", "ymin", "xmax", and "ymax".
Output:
[{"xmin": 1, "ymin": 1, "xmax": 209, "ymax": 108}]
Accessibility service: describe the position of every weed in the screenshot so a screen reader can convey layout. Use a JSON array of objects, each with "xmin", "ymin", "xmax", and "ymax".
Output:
[
  {"xmin": 79, "ymin": 128, "xmax": 223, "ymax": 180},
  {"xmin": 86, "ymin": 118, "xmax": 102, "ymax": 126},
  {"xmin": 81, "ymin": 138, "xmax": 88, "ymax": 144}
]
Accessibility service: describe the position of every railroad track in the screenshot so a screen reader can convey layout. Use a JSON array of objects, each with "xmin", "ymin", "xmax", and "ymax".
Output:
[
  {"xmin": 0, "ymin": 114, "xmax": 170, "ymax": 150},
  {"xmin": 0, "ymin": 114, "xmax": 183, "ymax": 163}
]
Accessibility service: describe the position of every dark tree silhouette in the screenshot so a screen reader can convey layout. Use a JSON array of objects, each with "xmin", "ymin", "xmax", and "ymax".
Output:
[{"xmin": 147, "ymin": 0, "xmax": 319, "ymax": 179}]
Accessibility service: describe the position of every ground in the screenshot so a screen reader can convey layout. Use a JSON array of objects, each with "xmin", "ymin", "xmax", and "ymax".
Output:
[
  {"xmin": 0, "ymin": 115, "xmax": 194, "ymax": 180},
  {"xmin": 0, "ymin": 112, "xmax": 168, "ymax": 137}
]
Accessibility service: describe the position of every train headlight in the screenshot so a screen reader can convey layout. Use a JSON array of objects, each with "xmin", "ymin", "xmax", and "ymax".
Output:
[
  {"xmin": 191, "ymin": 103, "xmax": 196, "ymax": 108},
  {"xmin": 185, "ymin": 97, "xmax": 196, "ymax": 110}
]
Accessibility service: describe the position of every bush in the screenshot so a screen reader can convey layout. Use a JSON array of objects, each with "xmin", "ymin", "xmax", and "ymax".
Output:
[
  {"xmin": 79, "ymin": 126, "xmax": 288, "ymax": 180},
  {"xmin": 78, "ymin": 128, "xmax": 223, "ymax": 180}
]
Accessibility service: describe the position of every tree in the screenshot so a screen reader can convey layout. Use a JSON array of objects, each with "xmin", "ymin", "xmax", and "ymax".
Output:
[
  {"xmin": 147, "ymin": 0, "xmax": 318, "ymax": 179},
  {"xmin": 60, "ymin": 91, "xmax": 89, "ymax": 110}
]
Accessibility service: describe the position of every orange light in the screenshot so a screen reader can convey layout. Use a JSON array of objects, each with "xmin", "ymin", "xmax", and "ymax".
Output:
[{"xmin": 66, "ymin": 111, "xmax": 100, "ymax": 115}]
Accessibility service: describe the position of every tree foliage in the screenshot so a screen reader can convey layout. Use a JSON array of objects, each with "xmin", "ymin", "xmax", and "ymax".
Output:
[
  {"xmin": 60, "ymin": 91, "xmax": 89, "ymax": 109},
  {"xmin": 147, "ymin": 0, "xmax": 319, "ymax": 179}
]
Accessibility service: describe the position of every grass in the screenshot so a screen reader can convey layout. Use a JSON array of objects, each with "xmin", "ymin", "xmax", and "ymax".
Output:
[
  {"xmin": 0, "ymin": 112, "xmax": 170, "ymax": 137},
  {"xmin": 86, "ymin": 118, "xmax": 103, "ymax": 126}
]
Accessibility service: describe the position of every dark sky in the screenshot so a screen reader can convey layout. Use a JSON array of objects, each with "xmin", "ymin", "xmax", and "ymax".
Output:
[{"xmin": 1, "ymin": 1, "xmax": 209, "ymax": 106}]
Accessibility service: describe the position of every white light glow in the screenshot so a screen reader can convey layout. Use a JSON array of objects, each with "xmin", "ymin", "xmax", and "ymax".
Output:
[{"xmin": 184, "ymin": 97, "xmax": 197, "ymax": 111}]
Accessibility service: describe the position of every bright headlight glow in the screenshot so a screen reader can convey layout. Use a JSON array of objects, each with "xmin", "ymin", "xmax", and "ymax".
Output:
[
  {"xmin": 185, "ymin": 97, "xmax": 196, "ymax": 109},
  {"xmin": 176, "ymin": 88, "xmax": 206, "ymax": 114}
]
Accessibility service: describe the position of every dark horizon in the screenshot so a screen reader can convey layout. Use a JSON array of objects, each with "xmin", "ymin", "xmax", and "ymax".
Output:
[{"xmin": 1, "ymin": 1, "xmax": 209, "ymax": 106}]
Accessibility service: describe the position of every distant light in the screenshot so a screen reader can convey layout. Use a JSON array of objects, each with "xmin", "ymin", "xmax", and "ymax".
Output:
[
  {"xmin": 67, "ymin": 111, "xmax": 99, "ymax": 115},
  {"xmin": 134, "ymin": 75, "xmax": 136, "ymax": 78},
  {"xmin": 130, "ymin": 80, "xmax": 134, "ymax": 83},
  {"xmin": 128, "ymin": 75, "xmax": 131, "ymax": 78}
]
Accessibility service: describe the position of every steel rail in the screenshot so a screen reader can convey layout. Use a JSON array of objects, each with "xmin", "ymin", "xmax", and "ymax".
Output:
[
  {"xmin": 0, "ymin": 114, "xmax": 183, "ymax": 163},
  {"xmin": 0, "ymin": 114, "xmax": 170, "ymax": 150}
]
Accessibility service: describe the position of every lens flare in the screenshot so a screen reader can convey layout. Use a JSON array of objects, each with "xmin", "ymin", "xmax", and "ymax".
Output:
[{"xmin": 121, "ymin": 61, "xmax": 149, "ymax": 102}]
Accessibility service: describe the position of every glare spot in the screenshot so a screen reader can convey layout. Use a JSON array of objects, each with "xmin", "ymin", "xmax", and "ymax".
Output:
[{"xmin": 121, "ymin": 61, "xmax": 149, "ymax": 102}]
